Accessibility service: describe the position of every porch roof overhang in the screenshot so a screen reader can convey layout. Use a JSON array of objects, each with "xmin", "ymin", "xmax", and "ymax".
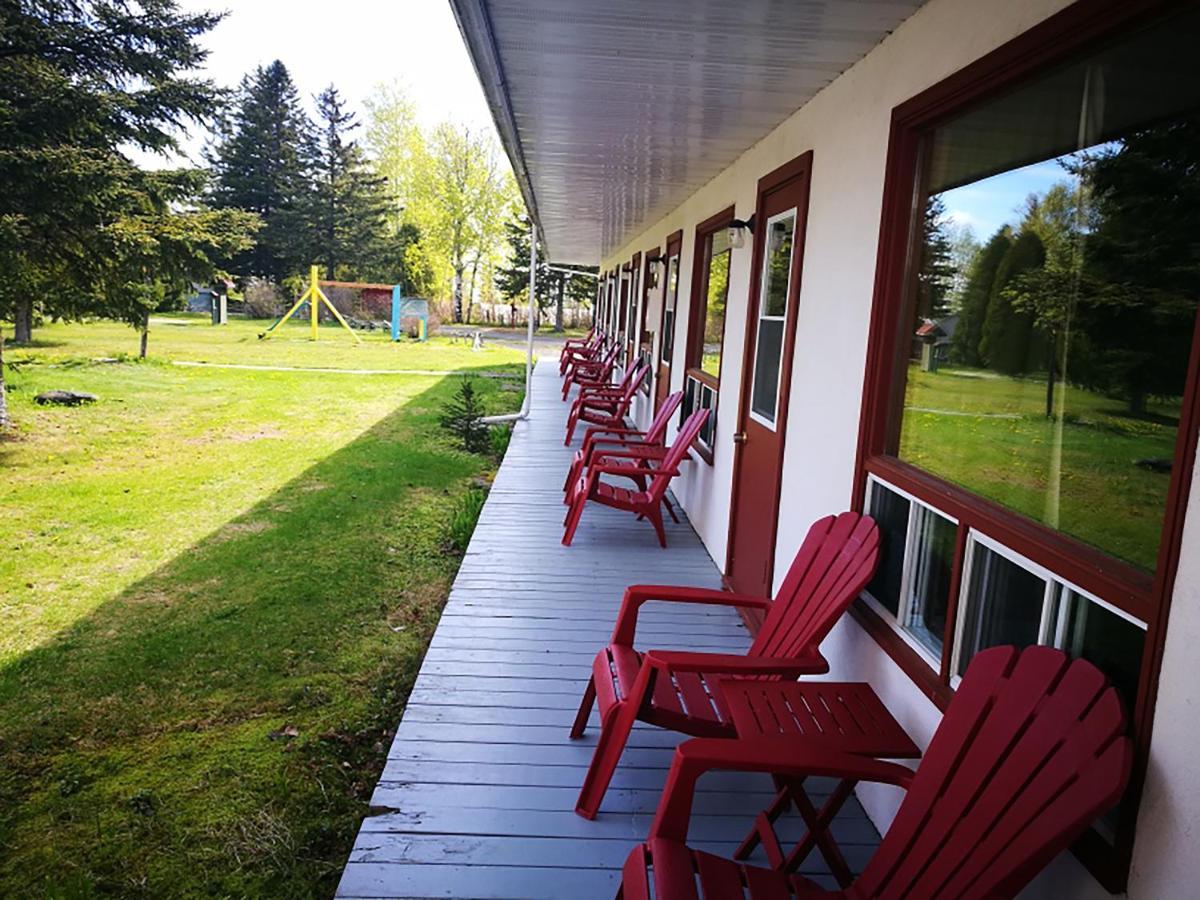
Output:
[{"xmin": 449, "ymin": 0, "xmax": 924, "ymax": 264}]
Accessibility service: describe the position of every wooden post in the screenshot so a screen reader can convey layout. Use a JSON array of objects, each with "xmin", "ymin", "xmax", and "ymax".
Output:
[{"xmin": 310, "ymin": 265, "xmax": 319, "ymax": 341}]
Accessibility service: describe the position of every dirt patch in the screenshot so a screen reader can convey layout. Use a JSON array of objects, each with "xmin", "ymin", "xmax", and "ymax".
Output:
[{"xmin": 227, "ymin": 427, "xmax": 286, "ymax": 443}]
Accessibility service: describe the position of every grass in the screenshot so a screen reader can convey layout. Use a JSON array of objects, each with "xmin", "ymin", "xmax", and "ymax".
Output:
[
  {"xmin": 901, "ymin": 364, "xmax": 1178, "ymax": 571},
  {"xmin": 0, "ymin": 316, "xmax": 524, "ymax": 896}
]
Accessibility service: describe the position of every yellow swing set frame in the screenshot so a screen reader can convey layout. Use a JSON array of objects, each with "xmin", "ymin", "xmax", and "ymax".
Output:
[{"xmin": 259, "ymin": 265, "xmax": 361, "ymax": 342}]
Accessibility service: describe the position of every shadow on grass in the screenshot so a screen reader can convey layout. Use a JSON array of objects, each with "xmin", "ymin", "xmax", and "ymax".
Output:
[{"xmin": 0, "ymin": 366, "xmax": 521, "ymax": 897}]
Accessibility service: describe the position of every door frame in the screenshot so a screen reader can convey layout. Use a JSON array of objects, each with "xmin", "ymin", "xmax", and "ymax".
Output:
[{"xmin": 723, "ymin": 151, "xmax": 815, "ymax": 603}]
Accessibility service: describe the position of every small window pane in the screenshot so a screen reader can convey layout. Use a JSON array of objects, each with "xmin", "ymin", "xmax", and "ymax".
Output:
[
  {"xmin": 1058, "ymin": 591, "xmax": 1145, "ymax": 706},
  {"xmin": 751, "ymin": 319, "xmax": 783, "ymax": 421},
  {"xmin": 903, "ymin": 507, "xmax": 955, "ymax": 657},
  {"xmin": 957, "ymin": 542, "xmax": 1047, "ymax": 676},
  {"xmin": 865, "ymin": 483, "xmax": 911, "ymax": 617},
  {"xmin": 762, "ymin": 214, "xmax": 795, "ymax": 317}
]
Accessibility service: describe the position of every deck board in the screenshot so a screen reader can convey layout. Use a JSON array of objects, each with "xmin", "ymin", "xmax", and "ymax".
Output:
[{"xmin": 336, "ymin": 360, "xmax": 879, "ymax": 898}]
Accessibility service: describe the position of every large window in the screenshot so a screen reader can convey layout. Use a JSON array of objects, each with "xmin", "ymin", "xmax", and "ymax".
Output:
[
  {"xmin": 857, "ymin": 5, "xmax": 1200, "ymax": 886},
  {"xmin": 682, "ymin": 209, "xmax": 735, "ymax": 458},
  {"xmin": 688, "ymin": 227, "xmax": 732, "ymax": 380}
]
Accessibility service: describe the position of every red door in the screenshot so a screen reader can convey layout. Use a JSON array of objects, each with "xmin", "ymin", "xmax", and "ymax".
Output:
[{"xmin": 726, "ymin": 153, "xmax": 813, "ymax": 598}]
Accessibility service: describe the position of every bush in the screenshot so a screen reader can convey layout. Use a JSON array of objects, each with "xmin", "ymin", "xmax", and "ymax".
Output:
[
  {"xmin": 242, "ymin": 278, "xmax": 285, "ymax": 319},
  {"xmin": 439, "ymin": 377, "xmax": 489, "ymax": 453},
  {"xmin": 488, "ymin": 423, "xmax": 512, "ymax": 461},
  {"xmin": 445, "ymin": 488, "xmax": 486, "ymax": 553}
]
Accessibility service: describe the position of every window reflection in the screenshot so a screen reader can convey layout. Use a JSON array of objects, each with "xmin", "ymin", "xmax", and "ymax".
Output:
[
  {"xmin": 700, "ymin": 230, "xmax": 731, "ymax": 379},
  {"xmin": 899, "ymin": 10, "xmax": 1200, "ymax": 572},
  {"xmin": 957, "ymin": 543, "xmax": 1047, "ymax": 677}
]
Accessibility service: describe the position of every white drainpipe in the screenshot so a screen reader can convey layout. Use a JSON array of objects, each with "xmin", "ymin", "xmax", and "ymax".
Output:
[{"xmin": 481, "ymin": 220, "xmax": 537, "ymax": 425}]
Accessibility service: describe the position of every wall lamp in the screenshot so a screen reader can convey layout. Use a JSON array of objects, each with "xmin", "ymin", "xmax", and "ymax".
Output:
[{"xmin": 727, "ymin": 215, "xmax": 755, "ymax": 249}]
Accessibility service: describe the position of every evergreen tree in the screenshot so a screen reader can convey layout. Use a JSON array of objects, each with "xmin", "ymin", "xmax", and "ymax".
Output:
[
  {"xmin": 980, "ymin": 229, "xmax": 1046, "ymax": 375},
  {"xmin": 495, "ymin": 211, "xmax": 551, "ymax": 316},
  {"xmin": 0, "ymin": 0, "xmax": 223, "ymax": 342},
  {"xmin": 311, "ymin": 86, "xmax": 391, "ymax": 280},
  {"xmin": 916, "ymin": 195, "xmax": 957, "ymax": 320},
  {"xmin": 952, "ymin": 228, "xmax": 1013, "ymax": 366},
  {"xmin": 1072, "ymin": 115, "xmax": 1200, "ymax": 414},
  {"xmin": 208, "ymin": 61, "xmax": 316, "ymax": 281}
]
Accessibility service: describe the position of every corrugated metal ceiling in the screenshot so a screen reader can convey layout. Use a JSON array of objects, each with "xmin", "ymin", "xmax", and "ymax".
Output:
[{"xmin": 451, "ymin": 0, "xmax": 925, "ymax": 263}]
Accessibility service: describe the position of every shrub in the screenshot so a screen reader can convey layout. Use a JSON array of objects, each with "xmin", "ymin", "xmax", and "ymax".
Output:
[
  {"xmin": 445, "ymin": 488, "xmax": 486, "ymax": 553},
  {"xmin": 488, "ymin": 423, "xmax": 512, "ymax": 461},
  {"xmin": 439, "ymin": 377, "xmax": 489, "ymax": 453},
  {"xmin": 242, "ymin": 278, "xmax": 285, "ymax": 319}
]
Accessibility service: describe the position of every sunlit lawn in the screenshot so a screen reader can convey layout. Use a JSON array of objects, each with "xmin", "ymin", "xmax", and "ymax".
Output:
[
  {"xmin": 901, "ymin": 364, "xmax": 1177, "ymax": 571},
  {"xmin": 0, "ymin": 316, "xmax": 524, "ymax": 895}
]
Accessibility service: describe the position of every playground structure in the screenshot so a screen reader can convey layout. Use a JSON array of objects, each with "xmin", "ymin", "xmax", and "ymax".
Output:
[{"xmin": 259, "ymin": 265, "xmax": 428, "ymax": 342}]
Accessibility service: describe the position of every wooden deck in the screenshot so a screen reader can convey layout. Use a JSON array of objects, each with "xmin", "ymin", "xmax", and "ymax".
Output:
[{"xmin": 336, "ymin": 360, "xmax": 879, "ymax": 899}]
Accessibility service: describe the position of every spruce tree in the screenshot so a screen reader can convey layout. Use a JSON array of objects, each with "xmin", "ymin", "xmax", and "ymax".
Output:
[
  {"xmin": 916, "ymin": 195, "xmax": 957, "ymax": 320},
  {"xmin": 311, "ymin": 86, "xmax": 391, "ymax": 280},
  {"xmin": 208, "ymin": 61, "xmax": 316, "ymax": 281},
  {"xmin": 0, "ymin": 0, "xmax": 223, "ymax": 342}
]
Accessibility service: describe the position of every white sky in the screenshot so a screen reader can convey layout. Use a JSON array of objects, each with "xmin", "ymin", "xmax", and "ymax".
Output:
[{"xmin": 131, "ymin": 0, "xmax": 496, "ymax": 168}]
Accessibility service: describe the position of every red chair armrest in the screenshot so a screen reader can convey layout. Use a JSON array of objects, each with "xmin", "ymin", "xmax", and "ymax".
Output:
[
  {"xmin": 650, "ymin": 737, "xmax": 915, "ymax": 842},
  {"xmin": 612, "ymin": 585, "xmax": 772, "ymax": 644}
]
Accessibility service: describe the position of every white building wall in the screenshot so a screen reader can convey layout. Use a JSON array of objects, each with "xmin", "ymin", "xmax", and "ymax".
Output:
[{"xmin": 597, "ymin": 0, "xmax": 1200, "ymax": 895}]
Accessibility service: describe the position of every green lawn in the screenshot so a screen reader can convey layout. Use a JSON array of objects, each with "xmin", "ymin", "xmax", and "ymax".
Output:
[
  {"xmin": 901, "ymin": 364, "xmax": 1177, "ymax": 571},
  {"xmin": 0, "ymin": 316, "xmax": 524, "ymax": 896}
]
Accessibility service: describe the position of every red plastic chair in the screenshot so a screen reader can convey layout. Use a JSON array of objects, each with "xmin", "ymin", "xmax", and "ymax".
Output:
[
  {"xmin": 620, "ymin": 645, "xmax": 1133, "ymax": 899},
  {"xmin": 571, "ymin": 511, "xmax": 880, "ymax": 818},
  {"xmin": 562, "ymin": 408, "xmax": 708, "ymax": 549},
  {"xmin": 560, "ymin": 331, "xmax": 600, "ymax": 374},
  {"xmin": 562, "ymin": 391, "xmax": 684, "ymax": 496},
  {"xmin": 563, "ymin": 343, "xmax": 619, "ymax": 399},
  {"xmin": 565, "ymin": 362, "xmax": 648, "ymax": 445}
]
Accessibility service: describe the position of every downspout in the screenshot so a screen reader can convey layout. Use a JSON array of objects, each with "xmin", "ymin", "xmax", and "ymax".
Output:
[{"xmin": 482, "ymin": 220, "xmax": 537, "ymax": 425}]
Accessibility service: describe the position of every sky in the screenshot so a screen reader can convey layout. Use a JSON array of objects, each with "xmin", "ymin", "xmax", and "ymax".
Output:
[
  {"xmin": 939, "ymin": 157, "xmax": 1073, "ymax": 240},
  {"xmin": 130, "ymin": 0, "xmax": 496, "ymax": 168}
]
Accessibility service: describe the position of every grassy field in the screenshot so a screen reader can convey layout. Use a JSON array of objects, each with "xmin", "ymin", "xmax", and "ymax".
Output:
[
  {"xmin": 901, "ymin": 364, "xmax": 1177, "ymax": 571},
  {"xmin": 0, "ymin": 316, "xmax": 524, "ymax": 896}
]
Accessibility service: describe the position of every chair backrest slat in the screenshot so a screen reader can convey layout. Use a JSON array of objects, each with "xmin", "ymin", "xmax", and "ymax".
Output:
[
  {"xmin": 748, "ymin": 512, "xmax": 880, "ymax": 664},
  {"xmin": 647, "ymin": 409, "xmax": 709, "ymax": 499},
  {"xmin": 854, "ymin": 645, "xmax": 1132, "ymax": 899},
  {"xmin": 645, "ymin": 392, "xmax": 684, "ymax": 445}
]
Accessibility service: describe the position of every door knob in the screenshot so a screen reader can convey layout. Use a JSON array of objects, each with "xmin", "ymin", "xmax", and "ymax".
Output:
[{"xmin": 732, "ymin": 431, "xmax": 747, "ymax": 444}]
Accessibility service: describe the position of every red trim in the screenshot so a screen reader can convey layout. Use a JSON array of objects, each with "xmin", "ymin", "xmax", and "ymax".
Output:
[{"xmin": 851, "ymin": 0, "xmax": 1196, "ymax": 890}]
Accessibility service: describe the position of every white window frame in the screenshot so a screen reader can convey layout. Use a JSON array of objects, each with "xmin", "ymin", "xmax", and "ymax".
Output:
[
  {"xmin": 864, "ymin": 475, "xmax": 1149, "ymax": 685},
  {"xmin": 862, "ymin": 474, "xmax": 957, "ymax": 669},
  {"xmin": 948, "ymin": 528, "xmax": 1148, "ymax": 687},
  {"xmin": 747, "ymin": 208, "xmax": 798, "ymax": 431}
]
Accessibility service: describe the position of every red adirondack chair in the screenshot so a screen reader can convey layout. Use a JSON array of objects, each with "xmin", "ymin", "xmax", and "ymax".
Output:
[
  {"xmin": 562, "ymin": 390, "xmax": 685, "ymax": 496},
  {"xmin": 570, "ymin": 511, "xmax": 880, "ymax": 818},
  {"xmin": 619, "ymin": 645, "xmax": 1132, "ymax": 900},
  {"xmin": 563, "ymin": 343, "xmax": 619, "ymax": 400},
  {"xmin": 560, "ymin": 331, "xmax": 600, "ymax": 374},
  {"xmin": 562, "ymin": 408, "xmax": 709, "ymax": 550},
  {"xmin": 565, "ymin": 362, "xmax": 648, "ymax": 445}
]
